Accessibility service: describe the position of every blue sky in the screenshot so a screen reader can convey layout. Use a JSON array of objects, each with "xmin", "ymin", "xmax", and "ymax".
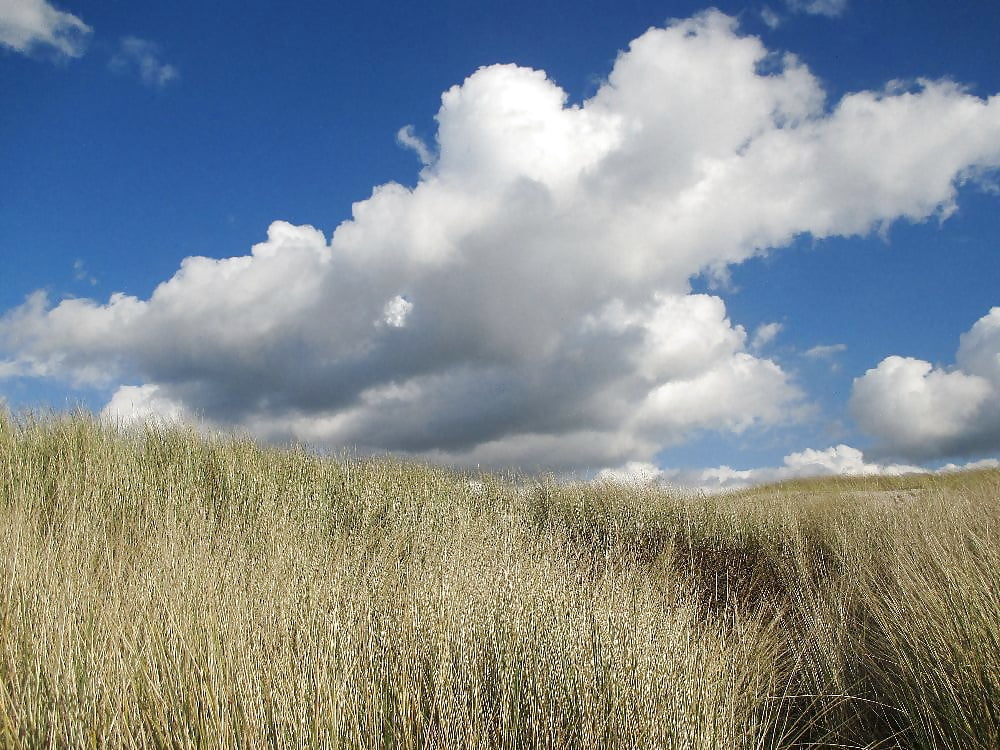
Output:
[{"xmin": 2, "ymin": 0, "xmax": 1000, "ymax": 486}]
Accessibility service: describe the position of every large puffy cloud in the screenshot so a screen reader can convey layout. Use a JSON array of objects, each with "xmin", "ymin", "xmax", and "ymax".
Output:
[
  {"xmin": 2, "ymin": 11, "xmax": 1000, "ymax": 472},
  {"xmin": 0, "ymin": 0, "xmax": 90, "ymax": 58},
  {"xmin": 851, "ymin": 308, "xmax": 1000, "ymax": 462}
]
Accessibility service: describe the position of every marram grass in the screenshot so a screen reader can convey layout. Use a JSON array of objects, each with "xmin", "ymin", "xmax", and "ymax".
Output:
[{"xmin": 0, "ymin": 411, "xmax": 998, "ymax": 748}]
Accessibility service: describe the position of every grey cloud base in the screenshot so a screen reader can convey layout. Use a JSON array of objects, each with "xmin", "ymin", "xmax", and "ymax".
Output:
[{"xmin": 2, "ymin": 11, "xmax": 1000, "ymax": 474}]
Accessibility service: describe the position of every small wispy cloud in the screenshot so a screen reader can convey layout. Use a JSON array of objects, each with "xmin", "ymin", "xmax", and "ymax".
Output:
[
  {"xmin": 73, "ymin": 259, "xmax": 97, "ymax": 286},
  {"xmin": 0, "ymin": 359, "xmax": 25, "ymax": 379},
  {"xmin": 804, "ymin": 343, "xmax": 847, "ymax": 359},
  {"xmin": 0, "ymin": 0, "xmax": 91, "ymax": 58},
  {"xmin": 109, "ymin": 36, "xmax": 178, "ymax": 88},
  {"xmin": 760, "ymin": 6, "xmax": 782, "ymax": 29},
  {"xmin": 785, "ymin": 0, "xmax": 848, "ymax": 18},
  {"xmin": 396, "ymin": 125, "xmax": 434, "ymax": 166},
  {"xmin": 752, "ymin": 322, "xmax": 782, "ymax": 350}
]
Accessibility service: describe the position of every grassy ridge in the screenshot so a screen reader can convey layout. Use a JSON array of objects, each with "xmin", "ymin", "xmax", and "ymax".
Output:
[{"xmin": 0, "ymin": 411, "xmax": 998, "ymax": 748}]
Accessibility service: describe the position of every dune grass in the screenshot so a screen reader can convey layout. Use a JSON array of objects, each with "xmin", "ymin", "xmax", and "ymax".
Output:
[{"xmin": 0, "ymin": 410, "xmax": 997, "ymax": 748}]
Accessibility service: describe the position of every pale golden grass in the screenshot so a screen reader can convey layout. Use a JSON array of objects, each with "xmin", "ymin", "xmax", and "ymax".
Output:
[{"xmin": 0, "ymin": 410, "xmax": 997, "ymax": 748}]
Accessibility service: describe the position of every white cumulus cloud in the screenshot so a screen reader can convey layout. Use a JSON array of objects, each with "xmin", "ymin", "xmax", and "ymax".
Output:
[
  {"xmin": 694, "ymin": 444, "xmax": 924, "ymax": 490},
  {"xmin": 0, "ymin": 0, "xmax": 90, "ymax": 58},
  {"xmin": 602, "ymin": 443, "xmax": 933, "ymax": 491},
  {"xmin": 851, "ymin": 308, "xmax": 1000, "ymax": 462},
  {"xmin": 379, "ymin": 295, "xmax": 413, "ymax": 328},
  {"xmin": 2, "ymin": 11, "xmax": 1000, "ymax": 472},
  {"xmin": 599, "ymin": 444, "xmax": 924, "ymax": 491},
  {"xmin": 938, "ymin": 457, "xmax": 1000, "ymax": 473},
  {"xmin": 102, "ymin": 384, "xmax": 189, "ymax": 426}
]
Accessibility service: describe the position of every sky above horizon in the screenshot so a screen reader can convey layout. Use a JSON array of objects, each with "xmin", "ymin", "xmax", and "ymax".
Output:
[{"xmin": 2, "ymin": 0, "xmax": 1000, "ymax": 487}]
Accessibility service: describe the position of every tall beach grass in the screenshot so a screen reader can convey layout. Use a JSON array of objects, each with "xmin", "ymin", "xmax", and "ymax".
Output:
[{"xmin": 0, "ymin": 410, "xmax": 997, "ymax": 748}]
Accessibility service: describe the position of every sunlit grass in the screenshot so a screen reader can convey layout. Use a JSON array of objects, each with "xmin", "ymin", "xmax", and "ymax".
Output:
[{"xmin": 0, "ymin": 410, "xmax": 997, "ymax": 747}]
